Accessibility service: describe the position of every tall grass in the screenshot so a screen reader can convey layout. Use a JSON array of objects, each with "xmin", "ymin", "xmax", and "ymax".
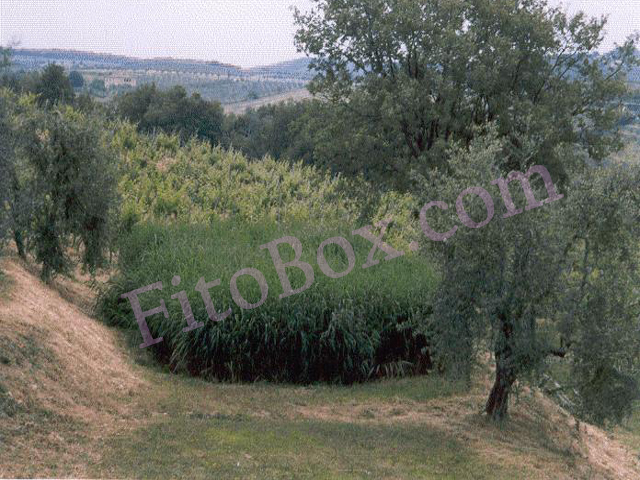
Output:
[
  {"xmin": 112, "ymin": 124, "xmax": 423, "ymax": 251},
  {"xmin": 98, "ymin": 221, "xmax": 436, "ymax": 383}
]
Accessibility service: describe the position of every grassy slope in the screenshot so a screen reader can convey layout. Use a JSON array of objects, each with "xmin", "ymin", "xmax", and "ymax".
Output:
[{"xmin": 1, "ymin": 255, "xmax": 639, "ymax": 479}]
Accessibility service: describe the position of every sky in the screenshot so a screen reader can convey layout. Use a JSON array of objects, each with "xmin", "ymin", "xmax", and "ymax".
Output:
[{"xmin": 0, "ymin": 0, "xmax": 638, "ymax": 68}]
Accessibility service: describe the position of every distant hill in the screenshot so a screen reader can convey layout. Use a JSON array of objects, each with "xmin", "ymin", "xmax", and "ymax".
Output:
[
  {"xmin": 247, "ymin": 57, "xmax": 315, "ymax": 81},
  {"xmin": 12, "ymin": 47, "xmax": 638, "ymax": 85},
  {"xmin": 8, "ymin": 48, "xmax": 316, "ymax": 82},
  {"xmin": 10, "ymin": 48, "xmax": 245, "ymax": 77}
]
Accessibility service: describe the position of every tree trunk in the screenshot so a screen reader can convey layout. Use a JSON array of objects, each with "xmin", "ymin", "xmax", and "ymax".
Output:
[
  {"xmin": 485, "ymin": 356, "xmax": 516, "ymax": 420},
  {"xmin": 13, "ymin": 229, "xmax": 25, "ymax": 259},
  {"xmin": 486, "ymin": 316, "xmax": 517, "ymax": 421}
]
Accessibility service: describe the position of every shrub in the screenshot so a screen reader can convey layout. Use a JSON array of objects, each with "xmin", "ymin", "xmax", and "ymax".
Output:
[{"xmin": 98, "ymin": 221, "xmax": 436, "ymax": 383}]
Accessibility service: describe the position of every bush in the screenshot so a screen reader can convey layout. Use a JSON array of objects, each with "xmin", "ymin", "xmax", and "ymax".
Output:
[{"xmin": 98, "ymin": 221, "xmax": 436, "ymax": 383}]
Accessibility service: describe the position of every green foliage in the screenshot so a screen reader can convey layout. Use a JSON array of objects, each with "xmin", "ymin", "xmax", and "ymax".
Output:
[
  {"xmin": 100, "ymin": 124, "xmax": 435, "ymax": 383},
  {"xmin": 112, "ymin": 124, "xmax": 422, "ymax": 250},
  {"xmin": 35, "ymin": 64, "xmax": 74, "ymax": 107},
  {"xmin": 576, "ymin": 365, "xmax": 639, "ymax": 426},
  {"xmin": 0, "ymin": 46, "xmax": 11, "ymax": 71},
  {"xmin": 101, "ymin": 123, "xmax": 433, "ymax": 383},
  {"xmin": 68, "ymin": 70, "xmax": 84, "ymax": 89},
  {"xmin": 223, "ymin": 100, "xmax": 318, "ymax": 163},
  {"xmin": 417, "ymin": 128, "xmax": 640, "ymax": 423},
  {"xmin": 12, "ymin": 99, "xmax": 119, "ymax": 279},
  {"xmin": 294, "ymin": 0, "xmax": 639, "ymax": 188},
  {"xmin": 98, "ymin": 222, "xmax": 436, "ymax": 383},
  {"xmin": 89, "ymin": 78, "xmax": 106, "ymax": 95},
  {"xmin": 115, "ymin": 84, "xmax": 224, "ymax": 145},
  {"xmin": 0, "ymin": 90, "xmax": 13, "ymax": 264},
  {"xmin": 113, "ymin": 124, "xmax": 354, "ymax": 224},
  {"xmin": 73, "ymin": 92, "xmax": 102, "ymax": 114},
  {"xmin": 224, "ymin": 97, "xmax": 412, "ymax": 183},
  {"xmin": 560, "ymin": 159, "xmax": 640, "ymax": 425}
]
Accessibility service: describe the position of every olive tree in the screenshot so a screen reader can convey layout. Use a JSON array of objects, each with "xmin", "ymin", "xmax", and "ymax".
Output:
[
  {"xmin": 419, "ymin": 130, "xmax": 640, "ymax": 422},
  {"xmin": 295, "ymin": 0, "xmax": 640, "ymax": 424},
  {"xmin": 0, "ymin": 52, "xmax": 14, "ymax": 259},
  {"xmin": 15, "ymin": 101, "xmax": 119, "ymax": 280},
  {"xmin": 0, "ymin": 91, "xmax": 12, "ymax": 261}
]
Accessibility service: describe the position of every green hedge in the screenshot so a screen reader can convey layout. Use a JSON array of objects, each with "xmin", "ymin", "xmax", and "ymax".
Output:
[{"xmin": 98, "ymin": 221, "xmax": 436, "ymax": 383}]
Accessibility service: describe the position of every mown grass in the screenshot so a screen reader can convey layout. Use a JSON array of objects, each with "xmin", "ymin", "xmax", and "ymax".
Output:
[
  {"xmin": 99, "ymin": 220, "xmax": 437, "ymax": 383},
  {"xmin": 91, "ymin": 375, "xmax": 524, "ymax": 480},
  {"xmin": 96, "ymin": 417, "xmax": 514, "ymax": 480}
]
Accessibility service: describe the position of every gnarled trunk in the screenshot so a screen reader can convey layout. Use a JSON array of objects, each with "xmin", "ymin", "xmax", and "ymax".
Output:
[
  {"xmin": 486, "ymin": 316, "xmax": 516, "ymax": 421},
  {"xmin": 485, "ymin": 353, "xmax": 516, "ymax": 420}
]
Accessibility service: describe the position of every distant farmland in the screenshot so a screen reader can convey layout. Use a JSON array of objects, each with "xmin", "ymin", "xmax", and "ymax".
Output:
[
  {"xmin": 223, "ymin": 88, "xmax": 314, "ymax": 114},
  {"xmin": 9, "ymin": 48, "xmax": 314, "ymax": 104}
]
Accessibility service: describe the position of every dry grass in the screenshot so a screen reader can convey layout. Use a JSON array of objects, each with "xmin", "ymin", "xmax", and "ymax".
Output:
[
  {"xmin": 0, "ymin": 255, "xmax": 148, "ymax": 477},
  {"xmin": 0, "ymin": 255, "xmax": 638, "ymax": 479}
]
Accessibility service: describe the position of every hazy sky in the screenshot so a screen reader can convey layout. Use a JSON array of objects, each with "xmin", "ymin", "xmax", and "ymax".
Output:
[{"xmin": 0, "ymin": 0, "xmax": 638, "ymax": 68}]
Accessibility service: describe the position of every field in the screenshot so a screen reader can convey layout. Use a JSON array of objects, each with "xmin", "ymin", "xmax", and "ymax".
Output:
[
  {"xmin": 224, "ymin": 88, "xmax": 313, "ymax": 114},
  {"xmin": 1, "ymin": 255, "xmax": 639, "ymax": 479}
]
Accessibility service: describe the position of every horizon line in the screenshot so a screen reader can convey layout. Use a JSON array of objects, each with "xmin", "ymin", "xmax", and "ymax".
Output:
[{"xmin": 5, "ymin": 46, "xmax": 311, "ymax": 71}]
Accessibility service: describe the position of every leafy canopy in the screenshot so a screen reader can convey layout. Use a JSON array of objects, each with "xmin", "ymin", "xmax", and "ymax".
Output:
[{"xmin": 294, "ymin": 0, "xmax": 639, "ymax": 187}]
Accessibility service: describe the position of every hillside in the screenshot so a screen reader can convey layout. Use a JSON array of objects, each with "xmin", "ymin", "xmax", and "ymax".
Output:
[
  {"xmin": 1, "ymin": 254, "xmax": 639, "ymax": 478},
  {"xmin": 7, "ymin": 49, "xmax": 312, "ymax": 104},
  {"xmin": 10, "ymin": 48, "xmax": 245, "ymax": 77},
  {"xmin": 246, "ymin": 57, "xmax": 315, "ymax": 81},
  {"xmin": 9, "ymin": 48, "xmax": 314, "ymax": 81},
  {"xmin": 223, "ymin": 87, "xmax": 313, "ymax": 114}
]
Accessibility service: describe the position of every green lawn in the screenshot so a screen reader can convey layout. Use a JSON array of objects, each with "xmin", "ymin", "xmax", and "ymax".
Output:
[
  {"xmin": 91, "ymin": 375, "xmax": 526, "ymax": 480},
  {"xmin": 95, "ymin": 415, "xmax": 519, "ymax": 480}
]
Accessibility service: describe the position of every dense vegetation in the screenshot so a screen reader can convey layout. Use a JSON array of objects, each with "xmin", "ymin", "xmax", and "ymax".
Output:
[
  {"xmin": 111, "ymin": 123, "xmax": 420, "ymax": 245},
  {"xmin": 95, "ymin": 124, "xmax": 430, "ymax": 382},
  {"xmin": 290, "ymin": 0, "xmax": 640, "ymax": 421},
  {"xmin": 1, "ymin": 0, "xmax": 639, "ymax": 428},
  {"xmin": 0, "ymin": 88, "xmax": 118, "ymax": 279},
  {"xmin": 115, "ymin": 84, "xmax": 225, "ymax": 145},
  {"xmin": 416, "ymin": 130, "xmax": 640, "ymax": 423},
  {"xmin": 99, "ymin": 222, "xmax": 436, "ymax": 383}
]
